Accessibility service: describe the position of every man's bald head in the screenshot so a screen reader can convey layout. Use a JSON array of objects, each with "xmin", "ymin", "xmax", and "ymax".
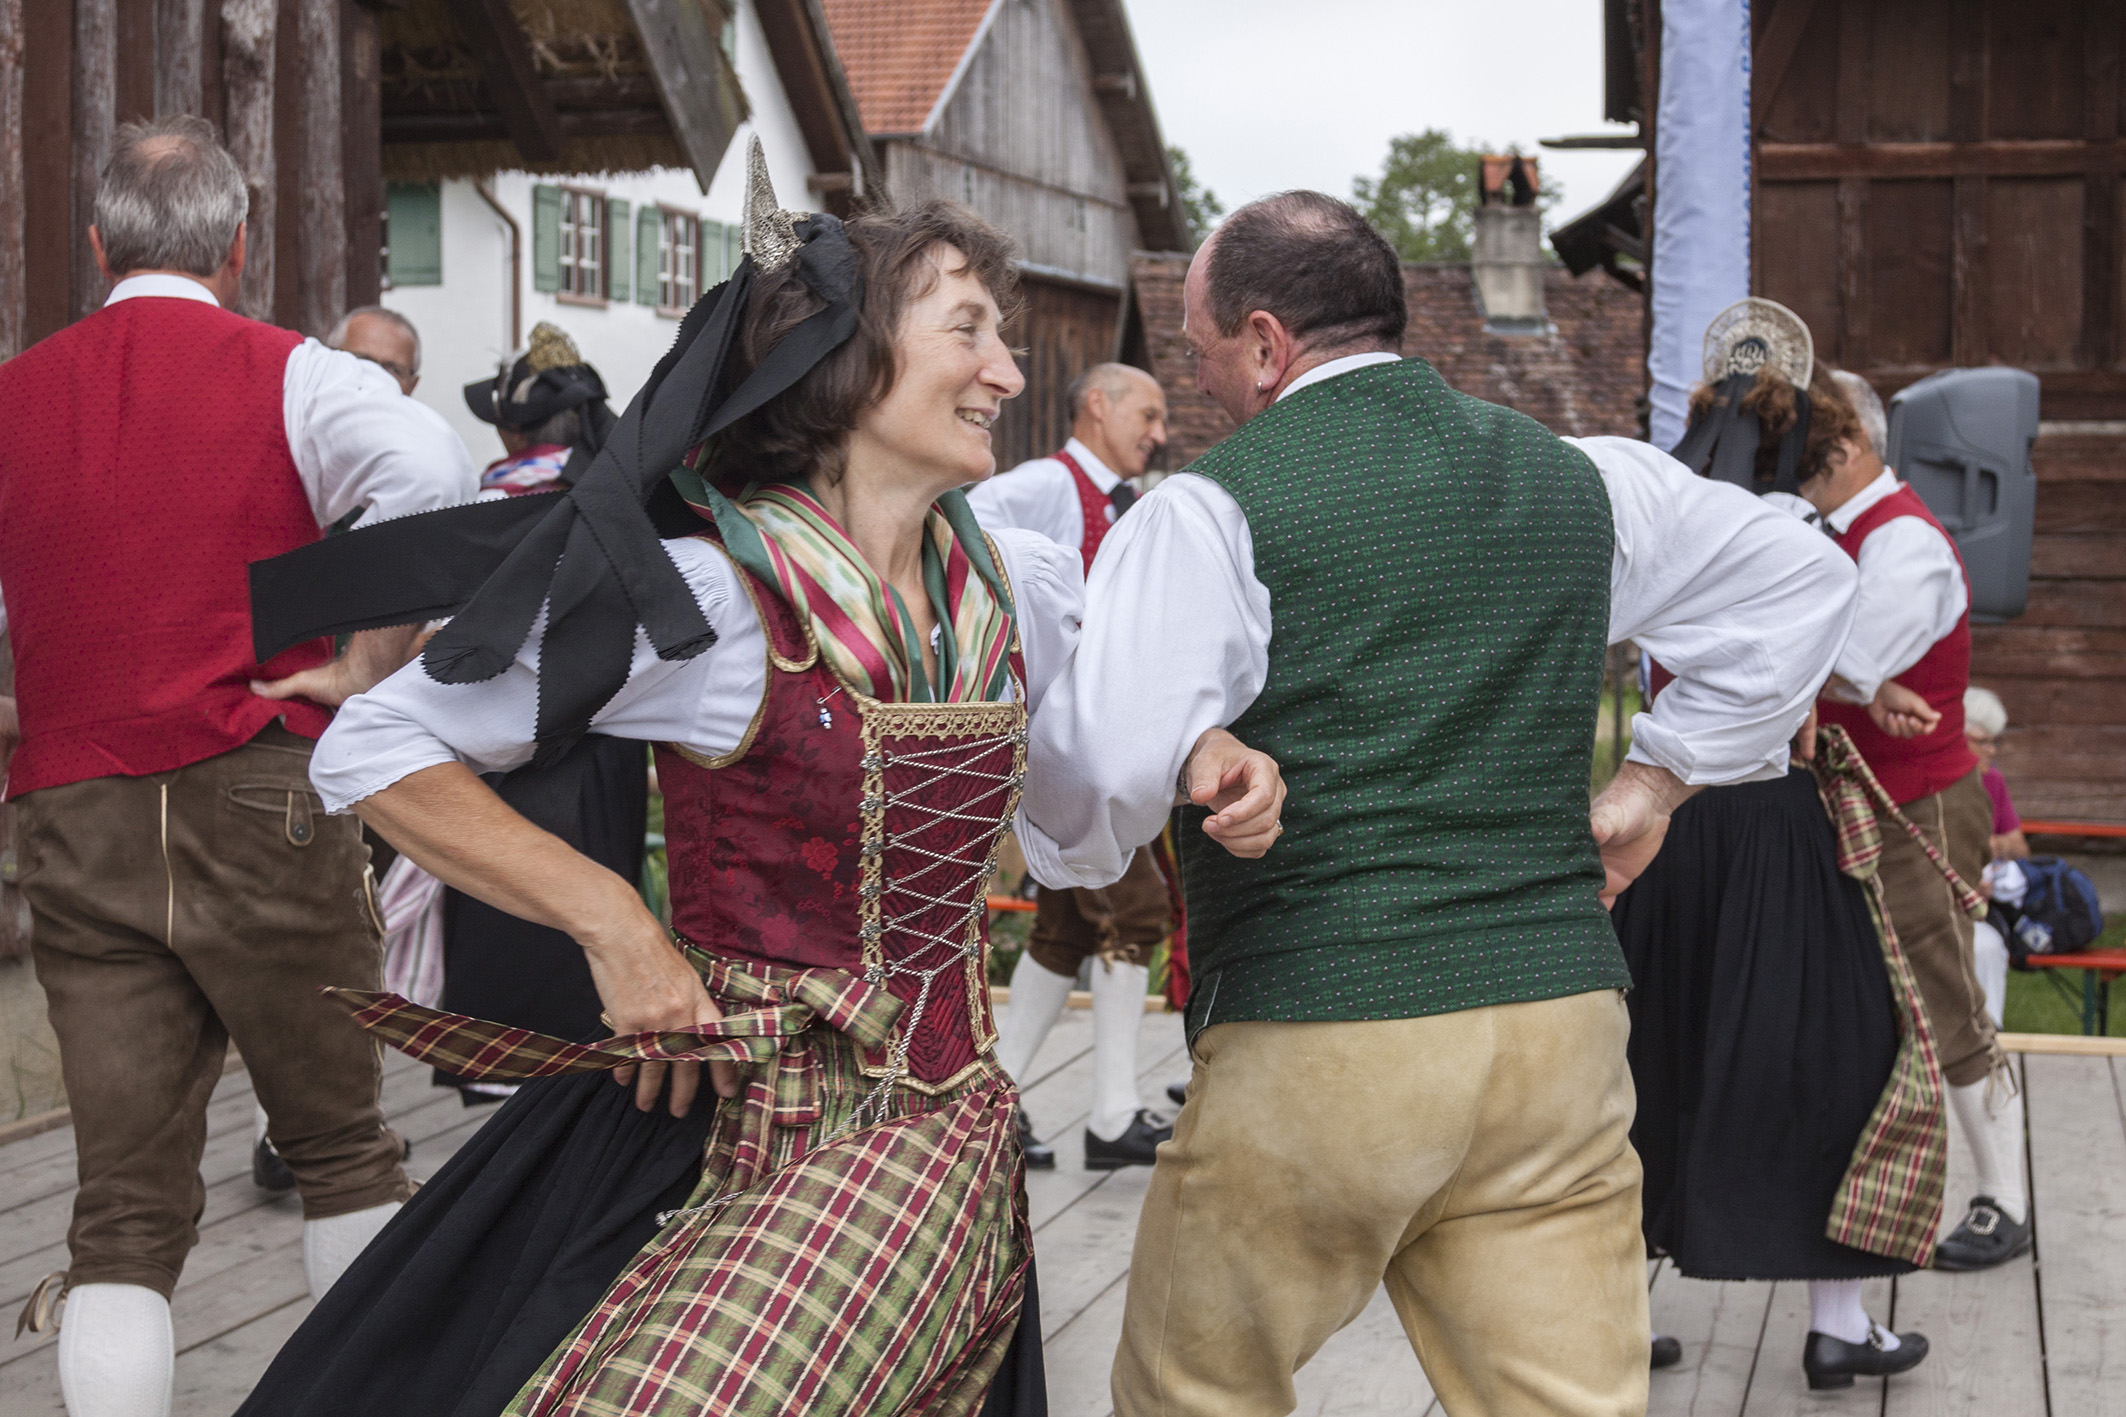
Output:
[{"xmin": 1068, "ymin": 363, "xmax": 1167, "ymax": 478}]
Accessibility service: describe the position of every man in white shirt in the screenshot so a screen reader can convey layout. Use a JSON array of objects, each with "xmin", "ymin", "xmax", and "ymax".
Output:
[
  {"xmin": 0, "ymin": 117, "xmax": 475, "ymax": 1417},
  {"xmin": 1014, "ymin": 192, "xmax": 1858, "ymax": 1416},
  {"xmin": 969, "ymin": 364, "xmax": 1176, "ymax": 1170},
  {"xmin": 1795, "ymin": 372, "xmax": 2026, "ymax": 1275},
  {"xmin": 328, "ymin": 305, "xmax": 424, "ymax": 396}
]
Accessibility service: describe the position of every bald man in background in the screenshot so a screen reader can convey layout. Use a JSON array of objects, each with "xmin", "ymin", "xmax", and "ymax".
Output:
[
  {"xmin": 969, "ymin": 362, "xmax": 1177, "ymax": 1171},
  {"xmin": 328, "ymin": 306, "xmax": 422, "ymax": 396}
]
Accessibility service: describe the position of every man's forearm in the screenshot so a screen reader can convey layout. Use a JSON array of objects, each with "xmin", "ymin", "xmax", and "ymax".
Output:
[{"xmin": 344, "ymin": 624, "xmax": 425, "ymax": 697}]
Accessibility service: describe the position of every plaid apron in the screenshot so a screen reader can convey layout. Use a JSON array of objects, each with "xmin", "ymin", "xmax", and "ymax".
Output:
[
  {"xmin": 1811, "ymin": 723, "xmax": 1981, "ymax": 1267},
  {"xmin": 329, "ymin": 948, "xmax": 1028, "ymax": 1417}
]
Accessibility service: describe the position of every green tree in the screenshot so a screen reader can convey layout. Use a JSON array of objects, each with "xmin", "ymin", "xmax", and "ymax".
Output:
[
  {"xmin": 1351, "ymin": 129, "xmax": 1484, "ymax": 262},
  {"xmin": 1168, "ymin": 145, "xmax": 1224, "ymax": 244}
]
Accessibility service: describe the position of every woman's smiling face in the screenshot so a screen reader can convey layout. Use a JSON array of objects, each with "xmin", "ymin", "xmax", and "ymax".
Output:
[{"xmin": 853, "ymin": 244, "xmax": 1025, "ymax": 496}]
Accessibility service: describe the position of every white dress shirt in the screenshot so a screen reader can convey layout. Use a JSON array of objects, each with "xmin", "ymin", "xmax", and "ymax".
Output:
[
  {"xmin": 965, "ymin": 437, "xmax": 1122, "ymax": 552},
  {"xmin": 1812, "ymin": 469, "xmax": 1968, "ymax": 704},
  {"xmin": 310, "ymin": 528, "xmax": 1085, "ymax": 814},
  {"xmin": 1014, "ymin": 354, "xmax": 1861, "ymax": 889},
  {"xmin": 0, "ymin": 274, "xmax": 478, "ymax": 636}
]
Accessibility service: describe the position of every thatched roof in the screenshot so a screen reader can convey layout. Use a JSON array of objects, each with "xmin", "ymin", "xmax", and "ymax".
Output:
[{"xmin": 381, "ymin": 0, "xmax": 745, "ymax": 184}]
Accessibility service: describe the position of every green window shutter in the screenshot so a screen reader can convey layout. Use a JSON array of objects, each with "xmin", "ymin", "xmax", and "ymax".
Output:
[
  {"xmin": 385, "ymin": 183, "xmax": 442, "ymax": 287},
  {"xmin": 725, "ymin": 223, "xmax": 743, "ymax": 277},
  {"xmin": 637, "ymin": 205, "xmax": 662, "ymax": 306},
  {"xmin": 607, "ymin": 199, "xmax": 632, "ymax": 302},
  {"xmin": 531, "ymin": 184, "xmax": 561, "ymax": 293},
  {"xmin": 702, "ymin": 219, "xmax": 725, "ymax": 285}
]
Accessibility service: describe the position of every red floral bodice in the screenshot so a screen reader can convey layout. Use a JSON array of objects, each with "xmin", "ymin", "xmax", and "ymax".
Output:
[{"xmin": 657, "ymin": 538, "xmax": 1026, "ymax": 1089}]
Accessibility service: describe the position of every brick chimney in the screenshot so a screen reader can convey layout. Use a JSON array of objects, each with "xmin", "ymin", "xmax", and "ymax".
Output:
[{"xmin": 1472, "ymin": 154, "xmax": 1548, "ymax": 334}]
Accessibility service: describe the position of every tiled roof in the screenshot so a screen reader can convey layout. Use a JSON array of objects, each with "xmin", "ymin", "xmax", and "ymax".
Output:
[
  {"xmin": 817, "ymin": 0, "xmax": 995, "ymax": 135},
  {"xmin": 1131, "ymin": 253, "xmax": 1646, "ymax": 467}
]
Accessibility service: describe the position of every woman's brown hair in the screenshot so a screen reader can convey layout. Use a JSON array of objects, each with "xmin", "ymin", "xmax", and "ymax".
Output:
[
  {"xmin": 705, "ymin": 201, "xmax": 1024, "ymax": 488},
  {"xmin": 1687, "ymin": 363, "xmax": 1869, "ymax": 490}
]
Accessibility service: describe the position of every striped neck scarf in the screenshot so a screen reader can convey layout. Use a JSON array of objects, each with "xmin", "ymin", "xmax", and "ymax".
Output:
[{"xmin": 680, "ymin": 475, "xmax": 1016, "ymax": 704}]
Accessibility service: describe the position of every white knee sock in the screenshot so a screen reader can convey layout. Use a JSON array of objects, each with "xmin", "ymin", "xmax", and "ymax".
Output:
[
  {"xmin": 1088, "ymin": 959, "xmax": 1150, "ymax": 1142},
  {"xmin": 996, "ymin": 953, "xmax": 1075, "ymax": 1090},
  {"xmin": 1950, "ymin": 1077, "xmax": 2027, "ymax": 1224},
  {"xmin": 1972, "ymin": 920, "xmax": 2009, "ymax": 1029},
  {"xmin": 1807, "ymin": 1279, "xmax": 1897, "ymax": 1349},
  {"xmin": 253, "ymin": 1102, "xmax": 271, "ymax": 1146},
  {"xmin": 302, "ymin": 1201, "xmax": 401, "ymax": 1299},
  {"xmin": 57, "ymin": 1283, "xmax": 173, "ymax": 1417}
]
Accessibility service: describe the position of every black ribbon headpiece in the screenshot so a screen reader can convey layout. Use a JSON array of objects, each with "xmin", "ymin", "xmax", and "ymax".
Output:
[
  {"xmin": 1670, "ymin": 370, "xmax": 1813, "ymax": 497},
  {"xmin": 250, "ymin": 209, "xmax": 864, "ymax": 765},
  {"xmin": 462, "ymin": 323, "xmax": 619, "ymax": 482}
]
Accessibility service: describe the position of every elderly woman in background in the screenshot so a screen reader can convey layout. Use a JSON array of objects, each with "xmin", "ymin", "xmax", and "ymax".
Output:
[
  {"xmin": 236, "ymin": 196, "xmax": 1282, "ymax": 1417},
  {"xmin": 1966, "ymin": 686, "xmax": 2026, "ymax": 1027}
]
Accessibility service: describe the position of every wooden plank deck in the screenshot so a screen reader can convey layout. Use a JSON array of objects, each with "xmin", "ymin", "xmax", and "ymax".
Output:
[{"xmin": 0, "ymin": 1022, "xmax": 2117, "ymax": 1415}]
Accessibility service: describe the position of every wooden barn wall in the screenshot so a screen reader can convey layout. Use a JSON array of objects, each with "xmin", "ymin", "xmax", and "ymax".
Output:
[
  {"xmin": 992, "ymin": 275, "xmax": 1122, "ymax": 473},
  {"xmin": 907, "ymin": 0, "xmax": 1135, "ymax": 290},
  {"xmin": 1751, "ymin": 0, "xmax": 2126, "ymax": 822}
]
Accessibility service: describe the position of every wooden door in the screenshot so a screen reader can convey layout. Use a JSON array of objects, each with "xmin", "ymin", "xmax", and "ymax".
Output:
[{"xmin": 993, "ymin": 276, "xmax": 1123, "ymax": 472}]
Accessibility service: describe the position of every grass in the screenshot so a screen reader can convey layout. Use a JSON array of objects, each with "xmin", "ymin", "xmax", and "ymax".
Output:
[
  {"xmin": 2003, "ymin": 914, "xmax": 2126, "ymax": 1036},
  {"xmin": 1592, "ymin": 682, "xmax": 1643, "ymax": 794}
]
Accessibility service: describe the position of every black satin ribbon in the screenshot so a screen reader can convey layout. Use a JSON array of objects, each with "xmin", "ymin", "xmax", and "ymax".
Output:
[
  {"xmin": 249, "ymin": 213, "xmax": 865, "ymax": 764},
  {"xmin": 1671, "ymin": 371, "xmax": 1812, "ymax": 497}
]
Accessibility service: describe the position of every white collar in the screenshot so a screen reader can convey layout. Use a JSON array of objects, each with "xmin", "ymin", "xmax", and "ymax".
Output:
[
  {"xmin": 1061, "ymin": 437, "xmax": 1121, "ymax": 492},
  {"xmin": 1277, "ymin": 351, "xmax": 1402, "ymax": 403},
  {"xmin": 1824, "ymin": 467, "xmax": 1902, "ymax": 535},
  {"xmin": 104, "ymin": 273, "xmax": 221, "ymax": 308}
]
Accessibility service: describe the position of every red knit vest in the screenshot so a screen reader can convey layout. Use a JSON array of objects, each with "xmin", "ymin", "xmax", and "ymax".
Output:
[
  {"xmin": 655, "ymin": 536, "xmax": 1026, "ymax": 1090},
  {"xmin": 1817, "ymin": 485, "xmax": 1979, "ymax": 805},
  {"xmin": 0, "ymin": 296, "xmax": 332, "ymax": 795},
  {"xmin": 1054, "ymin": 448, "xmax": 1114, "ymax": 573}
]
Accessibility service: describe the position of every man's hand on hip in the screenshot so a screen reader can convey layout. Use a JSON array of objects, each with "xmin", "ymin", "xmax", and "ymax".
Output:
[
  {"xmin": 1590, "ymin": 760, "xmax": 1700, "ymax": 909},
  {"xmin": 1184, "ymin": 726, "xmax": 1287, "ymax": 859},
  {"xmin": 252, "ymin": 624, "xmax": 425, "ymax": 708}
]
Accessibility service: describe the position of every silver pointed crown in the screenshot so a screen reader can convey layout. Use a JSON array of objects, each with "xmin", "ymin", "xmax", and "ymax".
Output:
[
  {"xmin": 1702, "ymin": 297, "xmax": 1815, "ymax": 389},
  {"xmin": 742, "ymin": 135, "xmax": 803, "ymax": 273}
]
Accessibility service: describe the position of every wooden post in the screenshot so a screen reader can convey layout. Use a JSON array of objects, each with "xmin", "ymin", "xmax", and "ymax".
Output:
[
  {"xmin": 0, "ymin": 0, "xmax": 23, "ymax": 358},
  {"xmin": 341, "ymin": 0, "xmax": 380, "ymax": 309},
  {"xmin": 295, "ymin": 0, "xmax": 342, "ymax": 336},
  {"xmin": 221, "ymin": 0, "xmax": 274, "ymax": 320},
  {"xmin": 155, "ymin": 0, "xmax": 204, "ymax": 115},
  {"xmin": 72, "ymin": 0, "xmax": 116, "ymax": 323}
]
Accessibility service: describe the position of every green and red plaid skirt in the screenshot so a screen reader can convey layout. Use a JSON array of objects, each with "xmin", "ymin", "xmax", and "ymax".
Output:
[{"xmin": 331, "ymin": 951, "xmax": 1030, "ymax": 1417}]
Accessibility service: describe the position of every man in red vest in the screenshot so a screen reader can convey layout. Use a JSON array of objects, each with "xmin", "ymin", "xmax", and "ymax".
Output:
[
  {"xmin": 1803, "ymin": 376, "xmax": 2025, "ymax": 1274},
  {"xmin": 0, "ymin": 116, "xmax": 475, "ymax": 1415},
  {"xmin": 967, "ymin": 363, "xmax": 1177, "ymax": 1170}
]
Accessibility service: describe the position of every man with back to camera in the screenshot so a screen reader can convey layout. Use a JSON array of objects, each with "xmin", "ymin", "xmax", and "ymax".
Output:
[
  {"xmin": 968, "ymin": 363, "xmax": 1177, "ymax": 1170},
  {"xmin": 328, "ymin": 305, "xmax": 424, "ymax": 396},
  {"xmin": 0, "ymin": 116, "xmax": 476, "ymax": 1417},
  {"xmin": 1016, "ymin": 191, "xmax": 1867, "ymax": 1416}
]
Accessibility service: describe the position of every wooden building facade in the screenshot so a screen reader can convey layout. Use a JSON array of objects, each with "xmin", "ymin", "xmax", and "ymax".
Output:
[
  {"xmin": 819, "ymin": 0, "xmax": 1189, "ymax": 469},
  {"xmin": 1598, "ymin": 0, "xmax": 2126, "ymax": 824}
]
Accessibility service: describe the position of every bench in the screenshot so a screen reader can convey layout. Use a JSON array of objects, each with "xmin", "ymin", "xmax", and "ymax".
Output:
[{"xmin": 2024, "ymin": 950, "xmax": 2126, "ymax": 1036}]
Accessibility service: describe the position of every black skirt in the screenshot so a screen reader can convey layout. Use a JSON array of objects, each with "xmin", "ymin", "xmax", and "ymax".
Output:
[
  {"xmin": 1612, "ymin": 766, "xmax": 1913, "ymax": 1282},
  {"xmin": 237, "ymin": 1071, "xmax": 1047, "ymax": 1416},
  {"xmin": 436, "ymin": 734, "xmax": 648, "ymax": 1095}
]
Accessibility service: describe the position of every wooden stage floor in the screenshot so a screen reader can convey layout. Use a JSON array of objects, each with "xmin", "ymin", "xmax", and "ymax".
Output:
[{"xmin": 0, "ymin": 1010, "xmax": 2115, "ymax": 1415}]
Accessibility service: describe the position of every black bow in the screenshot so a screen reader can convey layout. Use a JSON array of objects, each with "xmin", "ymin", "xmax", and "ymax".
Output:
[{"xmin": 1670, "ymin": 371, "xmax": 1812, "ymax": 497}]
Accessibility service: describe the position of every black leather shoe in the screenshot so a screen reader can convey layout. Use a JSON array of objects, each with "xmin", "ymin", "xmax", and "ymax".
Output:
[
  {"xmin": 1016, "ymin": 1110, "xmax": 1055, "ymax": 1170},
  {"xmin": 252, "ymin": 1136, "xmax": 297, "ymax": 1193},
  {"xmin": 1084, "ymin": 1110, "xmax": 1172, "ymax": 1170},
  {"xmin": 1166, "ymin": 1082, "xmax": 1188, "ymax": 1107},
  {"xmin": 1934, "ymin": 1195, "xmax": 2032, "ymax": 1271},
  {"xmin": 1650, "ymin": 1335, "xmax": 1682, "ymax": 1369},
  {"xmin": 1803, "ymin": 1327, "xmax": 1929, "ymax": 1389}
]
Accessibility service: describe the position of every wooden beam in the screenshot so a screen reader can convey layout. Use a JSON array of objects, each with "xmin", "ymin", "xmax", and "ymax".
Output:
[
  {"xmin": 295, "ymin": 0, "xmax": 341, "ymax": 337},
  {"xmin": 154, "ymin": 0, "xmax": 204, "ymax": 114},
  {"xmin": 379, "ymin": 109, "xmax": 668, "ymax": 143},
  {"xmin": 2081, "ymin": 3, "xmax": 2120, "ymax": 375},
  {"xmin": 220, "ymin": 0, "xmax": 274, "ymax": 320},
  {"xmin": 341, "ymin": 0, "xmax": 380, "ymax": 310},
  {"xmin": 1749, "ymin": 0, "xmax": 1819, "ymax": 136},
  {"xmin": 1999, "ymin": 1032, "xmax": 2126, "ymax": 1057},
  {"xmin": 72, "ymin": 0, "xmax": 115, "ymax": 322},
  {"xmin": 438, "ymin": 0, "xmax": 561, "ymax": 163},
  {"xmin": 1948, "ymin": 0, "xmax": 1985, "ymax": 367},
  {"xmin": 624, "ymin": 0, "xmax": 747, "ymax": 192},
  {"xmin": 0, "ymin": 0, "xmax": 22, "ymax": 358},
  {"xmin": 1760, "ymin": 139, "xmax": 2126, "ymax": 181}
]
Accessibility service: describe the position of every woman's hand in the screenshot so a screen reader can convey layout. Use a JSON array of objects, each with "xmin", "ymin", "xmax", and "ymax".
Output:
[
  {"xmin": 1867, "ymin": 679, "xmax": 1940, "ymax": 739},
  {"xmin": 1183, "ymin": 726, "xmax": 1287, "ymax": 858},
  {"xmin": 579, "ymin": 908, "xmax": 737, "ymax": 1116}
]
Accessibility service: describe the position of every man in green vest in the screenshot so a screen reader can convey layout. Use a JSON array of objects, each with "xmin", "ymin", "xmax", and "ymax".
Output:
[{"xmin": 1017, "ymin": 191, "xmax": 1862, "ymax": 1416}]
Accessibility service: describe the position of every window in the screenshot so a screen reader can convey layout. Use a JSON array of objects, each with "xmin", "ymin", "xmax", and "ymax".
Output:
[
  {"xmin": 558, "ymin": 188, "xmax": 606, "ymax": 300},
  {"xmin": 659, "ymin": 209, "xmax": 700, "ymax": 311}
]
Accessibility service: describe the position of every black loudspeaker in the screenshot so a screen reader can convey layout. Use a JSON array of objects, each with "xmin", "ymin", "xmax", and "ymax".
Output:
[{"xmin": 1885, "ymin": 367, "xmax": 2040, "ymax": 624}]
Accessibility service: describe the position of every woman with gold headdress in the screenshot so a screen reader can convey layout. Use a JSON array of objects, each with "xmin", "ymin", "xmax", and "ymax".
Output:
[
  {"xmin": 235, "ymin": 157, "xmax": 1283, "ymax": 1416},
  {"xmin": 1618, "ymin": 302, "xmax": 1939, "ymax": 1392}
]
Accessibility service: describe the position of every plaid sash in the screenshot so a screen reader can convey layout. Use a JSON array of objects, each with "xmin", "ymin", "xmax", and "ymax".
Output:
[{"xmin": 1811, "ymin": 723, "xmax": 1974, "ymax": 1266}]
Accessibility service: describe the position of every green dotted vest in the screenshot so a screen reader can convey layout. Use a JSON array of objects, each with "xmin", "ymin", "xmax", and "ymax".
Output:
[{"xmin": 1179, "ymin": 359, "xmax": 1629, "ymax": 1034}]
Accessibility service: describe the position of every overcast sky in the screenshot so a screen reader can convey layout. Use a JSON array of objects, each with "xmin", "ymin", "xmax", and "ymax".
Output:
[{"xmin": 1119, "ymin": 0, "xmax": 1641, "ymax": 230}]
